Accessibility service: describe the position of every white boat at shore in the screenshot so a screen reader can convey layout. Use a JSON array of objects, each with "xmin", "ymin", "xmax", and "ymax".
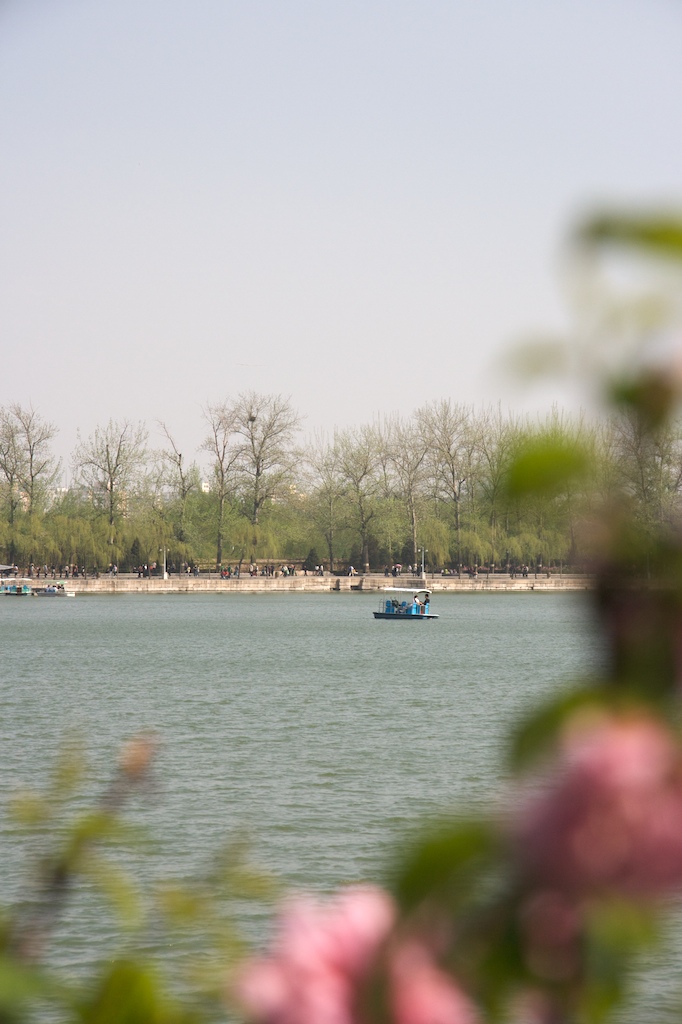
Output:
[
  {"xmin": 373, "ymin": 587, "xmax": 438, "ymax": 620},
  {"xmin": 32, "ymin": 583, "xmax": 76, "ymax": 597}
]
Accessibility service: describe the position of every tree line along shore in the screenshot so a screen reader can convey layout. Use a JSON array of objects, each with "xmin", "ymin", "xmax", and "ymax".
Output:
[{"xmin": 0, "ymin": 394, "xmax": 670, "ymax": 576}]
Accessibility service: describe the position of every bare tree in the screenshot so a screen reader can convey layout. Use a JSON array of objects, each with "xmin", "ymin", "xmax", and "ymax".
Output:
[
  {"xmin": 12, "ymin": 404, "xmax": 59, "ymax": 517},
  {"xmin": 233, "ymin": 393, "xmax": 301, "ymax": 525},
  {"xmin": 419, "ymin": 401, "xmax": 477, "ymax": 565},
  {"xmin": 337, "ymin": 426, "xmax": 381, "ymax": 573},
  {"xmin": 0, "ymin": 405, "xmax": 59, "ymax": 563},
  {"xmin": 611, "ymin": 409, "xmax": 682, "ymax": 529},
  {"xmin": 158, "ymin": 423, "xmax": 200, "ymax": 544},
  {"xmin": 383, "ymin": 415, "xmax": 429, "ymax": 566},
  {"xmin": 201, "ymin": 402, "xmax": 243, "ymax": 568},
  {"xmin": 73, "ymin": 420, "xmax": 148, "ymax": 546},
  {"xmin": 476, "ymin": 406, "xmax": 521, "ymax": 560},
  {"xmin": 0, "ymin": 409, "xmax": 26, "ymax": 561},
  {"xmin": 303, "ymin": 433, "xmax": 347, "ymax": 572}
]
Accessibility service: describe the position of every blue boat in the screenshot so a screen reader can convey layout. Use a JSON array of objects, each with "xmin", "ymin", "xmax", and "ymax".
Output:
[
  {"xmin": 373, "ymin": 588, "xmax": 438, "ymax": 620},
  {"xmin": 0, "ymin": 578, "xmax": 75, "ymax": 597},
  {"xmin": 0, "ymin": 580, "xmax": 32, "ymax": 596}
]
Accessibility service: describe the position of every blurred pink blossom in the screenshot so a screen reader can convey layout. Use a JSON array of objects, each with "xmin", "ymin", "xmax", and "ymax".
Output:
[
  {"xmin": 517, "ymin": 715, "xmax": 682, "ymax": 897},
  {"xmin": 236, "ymin": 886, "xmax": 477, "ymax": 1024},
  {"xmin": 389, "ymin": 942, "xmax": 479, "ymax": 1024},
  {"xmin": 236, "ymin": 887, "xmax": 391, "ymax": 1024}
]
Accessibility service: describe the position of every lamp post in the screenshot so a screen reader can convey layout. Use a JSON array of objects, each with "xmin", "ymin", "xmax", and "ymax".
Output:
[
  {"xmin": 419, "ymin": 547, "xmax": 427, "ymax": 580},
  {"xmin": 160, "ymin": 546, "xmax": 168, "ymax": 580}
]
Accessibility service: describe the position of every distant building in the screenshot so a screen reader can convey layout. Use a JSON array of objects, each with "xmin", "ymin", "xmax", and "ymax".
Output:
[{"xmin": 45, "ymin": 485, "xmax": 69, "ymax": 510}]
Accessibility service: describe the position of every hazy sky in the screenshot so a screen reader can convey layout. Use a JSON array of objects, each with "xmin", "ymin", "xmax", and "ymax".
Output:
[{"xmin": 2, "ymin": 0, "xmax": 682, "ymax": 472}]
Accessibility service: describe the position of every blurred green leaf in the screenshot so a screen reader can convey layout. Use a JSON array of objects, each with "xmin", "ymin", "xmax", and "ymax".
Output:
[
  {"xmin": 509, "ymin": 687, "xmax": 605, "ymax": 771},
  {"xmin": 0, "ymin": 955, "xmax": 67, "ymax": 1021},
  {"xmin": 504, "ymin": 438, "xmax": 590, "ymax": 501},
  {"xmin": 589, "ymin": 898, "xmax": 658, "ymax": 959},
  {"xmin": 579, "ymin": 899, "xmax": 659, "ymax": 1024},
  {"xmin": 509, "ymin": 686, "xmax": 671, "ymax": 771},
  {"xmin": 50, "ymin": 737, "xmax": 87, "ymax": 801},
  {"xmin": 81, "ymin": 853, "xmax": 143, "ymax": 931},
  {"xmin": 463, "ymin": 900, "xmax": 531, "ymax": 1022},
  {"xmin": 70, "ymin": 810, "xmax": 127, "ymax": 846},
  {"xmin": 391, "ymin": 819, "xmax": 500, "ymax": 913},
  {"xmin": 500, "ymin": 337, "xmax": 569, "ymax": 381},
  {"xmin": 9, "ymin": 791, "xmax": 51, "ymax": 828},
  {"xmin": 59, "ymin": 811, "xmax": 142, "ymax": 875},
  {"xmin": 608, "ymin": 371, "xmax": 680, "ymax": 430},
  {"xmin": 578, "ymin": 212, "xmax": 682, "ymax": 260},
  {"xmin": 77, "ymin": 960, "xmax": 196, "ymax": 1024},
  {"xmin": 208, "ymin": 837, "xmax": 278, "ymax": 903}
]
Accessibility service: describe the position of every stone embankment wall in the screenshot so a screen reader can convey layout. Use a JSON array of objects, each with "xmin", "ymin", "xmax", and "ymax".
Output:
[{"xmin": 63, "ymin": 573, "xmax": 592, "ymax": 594}]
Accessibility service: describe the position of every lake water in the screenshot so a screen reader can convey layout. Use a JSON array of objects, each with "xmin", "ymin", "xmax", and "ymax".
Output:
[{"xmin": 1, "ymin": 591, "xmax": 678, "ymax": 1017}]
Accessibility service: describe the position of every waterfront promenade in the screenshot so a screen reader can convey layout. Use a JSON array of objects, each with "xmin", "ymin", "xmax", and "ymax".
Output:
[{"xmin": 59, "ymin": 572, "xmax": 593, "ymax": 594}]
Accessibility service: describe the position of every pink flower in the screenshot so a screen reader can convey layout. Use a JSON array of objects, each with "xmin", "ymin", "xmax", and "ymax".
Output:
[
  {"xmin": 517, "ymin": 715, "xmax": 682, "ymax": 897},
  {"xmin": 236, "ymin": 886, "xmax": 478, "ymax": 1024},
  {"xmin": 389, "ymin": 942, "xmax": 480, "ymax": 1024},
  {"xmin": 236, "ymin": 887, "xmax": 392, "ymax": 1024}
]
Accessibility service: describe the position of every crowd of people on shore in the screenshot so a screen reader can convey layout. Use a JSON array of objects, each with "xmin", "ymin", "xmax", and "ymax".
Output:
[
  {"xmin": 21, "ymin": 563, "xmax": 98, "ymax": 579},
  {"xmin": 218, "ymin": 563, "xmax": 327, "ymax": 578},
  {"xmin": 3, "ymin": 560, "xmax": 558, "ymax": 582}
]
